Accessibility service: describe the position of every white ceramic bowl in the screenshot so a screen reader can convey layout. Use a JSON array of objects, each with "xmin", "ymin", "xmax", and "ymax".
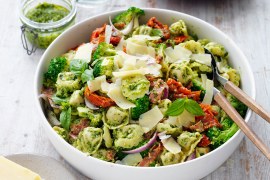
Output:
[{"xmin": 34, "ymin": 8, "xmax": 255, "ymax": 180}]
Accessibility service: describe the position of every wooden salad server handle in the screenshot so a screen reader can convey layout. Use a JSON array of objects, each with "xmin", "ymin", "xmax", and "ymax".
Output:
[
  {"xmin": 224, "ymin": 81, "xmax": 270, "ymax": 124},
  {"xmin": 214, "ymin": 92, "xmax": 270, "ymax": 160}
]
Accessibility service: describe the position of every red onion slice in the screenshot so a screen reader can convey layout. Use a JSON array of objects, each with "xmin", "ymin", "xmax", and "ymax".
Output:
[
  {"xmin": 39, "ymin": 94, "xmax": 61, "ymax": 109},
  {"xmin": 162, "ymin": 87, "xmax": 169, "ymax": 99},
  {"xmin": 109, "ymin": 16, "xmax": 134, "ymax": 35},
  {"xmin": 186, "ymin": 152, "xmax": 196, "ymax": 161},
  {"xmin": 85, "ymin": 97, "xmax": 99, "ymax": 110},
  {"xmin": 122, "ymin": 133, "xmax": 157, "ymax": 154}
]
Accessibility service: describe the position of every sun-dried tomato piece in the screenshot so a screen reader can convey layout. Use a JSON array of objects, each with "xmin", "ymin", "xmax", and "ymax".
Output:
[
  {"xmin": 198, "ymin": 134, "xmax": 211, "ymax": 147},
  {"xmin": 84, "ymin": 87, "xmax": 115, "ymax": 108}
]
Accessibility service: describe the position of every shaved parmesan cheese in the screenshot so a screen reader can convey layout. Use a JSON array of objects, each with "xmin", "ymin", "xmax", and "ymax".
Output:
[
  {"xmin": 161, "ymin": 137, "xmax": 182, "ymax": 154},
  {"xmin": 176, "ymin": 110, "xmax": 195, "ymax": 127},
  {"xmin": 126, "ymin": 39, "xmax": 156, "ymax": 58},
  {"xmin": 202, "ymin": 79, "xmax": 214, "ymax": 104},
  {"xmin": 113, "ymin": 69, "xmax": 145, "ymax": 78},
  {"xmin": 201, "ymin": 74, "xmax": 207, "ymax": 89},
  {"xmin": 139, "ymin": 106, "xmax": 164, "ymax": 133},
  {"xmin": 144, "ymin": 64, "xmax": 162, "ymax": 77},
  {"xmin": 191, "ymin": 54, "xmax": 212, "ymax": 66},
  {"xmin": 115, "ymin": 37, "xmax": 126, "ymax": 51},
  {"xmin": 121, "ymin": 153, "xmax": 142, "ymax": 166},
  {"xmin": 165, "ymin": 45, "xmax": 192, "ymax": 63},
  {"xmin": 105, "ymin": 25, "xmax": 112, "ymax": 44},
  {"xmin": 87, "ymin": 75, "xmax": 106, "ymax": 92},
  {"xmin": 74, "ymin": 43, "xmax": 93, "ymax": 63},
  {"xmin": 100, "ymin": 80, "xmax": 111, "ymax": 93},
  {"xmin": 166, "ymin": 110, "xmax": 195, "ymax": 128},
  {"xmin": 107, "ymin": 85, "xmax": 136, "ymax": 109}
]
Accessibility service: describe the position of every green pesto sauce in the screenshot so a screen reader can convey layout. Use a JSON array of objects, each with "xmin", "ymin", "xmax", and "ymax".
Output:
[{"xmin": 26, "ymin": 2, "xmax": 70, "ymax": 23}]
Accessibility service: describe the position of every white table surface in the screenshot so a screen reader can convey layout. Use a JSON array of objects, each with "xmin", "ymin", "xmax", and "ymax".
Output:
[{"xmin": 0, "ymin": 0, "xmax": 269, "ymax": 179}]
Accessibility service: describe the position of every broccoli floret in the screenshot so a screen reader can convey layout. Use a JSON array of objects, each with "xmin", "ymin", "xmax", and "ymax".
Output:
[
  {"xmin": 77, "ymin": 107, "xmax": 103, "ymax": 127},
  {"xmin": 191, "ymin": 79, "xmax": 205, "ymax": 100},
  {"xmin": 226, "ymin": 93, "xmax": 247, "ymax": 117},
  {"xmin": 43, "ymin": 57, "xmax": 68, "ymax": 87},
  {"xmin": 93, "ymin": 57, "xmax": 114, "ymax": 78},
  {"xmin": 131, "ymin": 95, "xmax": 150, "ymax": 120},
  {"xmin": 92, "ymin": 42, "xmax": 116, "ymax": 61},
  {"xmin": 207, "ymin": 123, "xmax": 239, "ymax": 149},
  {"xmin": 221, "ymin": 116, "xmax": 234, "ymax": 130},
  {"xmin": 55, "ymin": 72, "xmax": 81, "ymax": 98},
  {"xmin": 112, "ymin": 7, "xmax": 144, "ymax": 30}
]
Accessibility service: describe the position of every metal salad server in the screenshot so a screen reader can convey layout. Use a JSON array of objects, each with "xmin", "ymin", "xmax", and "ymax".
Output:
[{"xmin": 205, "ymin": 49, "xmax": 270, "ymax": 160}]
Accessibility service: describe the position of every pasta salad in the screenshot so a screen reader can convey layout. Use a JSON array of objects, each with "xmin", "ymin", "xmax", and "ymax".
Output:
[{"xmin": 40, "ymin": 7, "xmax": 247, "ymax": 167}]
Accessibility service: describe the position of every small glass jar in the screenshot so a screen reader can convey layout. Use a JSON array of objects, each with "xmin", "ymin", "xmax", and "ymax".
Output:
[{"xmin": 20, "ymin": 0, "xmax": 77, "ymax": 55}]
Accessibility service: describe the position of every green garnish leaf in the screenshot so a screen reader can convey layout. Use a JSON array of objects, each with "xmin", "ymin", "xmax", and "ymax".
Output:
[
  {"xmin": 60, "ymin": 107, "xmax": 71, "ymax": 130},
  {"xmin": 166, "ymin": 98, "xmax": 204, "ymax": 116},
  {"xmin": 70, "ymin": 59, "xmax": 88, "ymax": 76},
  {"xmin": 185, "ymin": 99, "xmax": 204, "ymax": 116},
  {"xmin": 166, "ymin": 98, "xmax": 185, "ymax": 116},
  {"xmin": 81, "ymin": 69, "xmax": 94, "ymax": 83},
  {"xmin": 51, "ymin": 94, "xmax": 69, "ymax": 105}
]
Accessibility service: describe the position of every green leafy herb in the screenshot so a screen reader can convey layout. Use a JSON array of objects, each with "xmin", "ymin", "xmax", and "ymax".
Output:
[
  {"xmin": 185, "ymin": 99, "xmax": 204, "ymax": 116},
  {"xmin": 51, "ymin": 94, "xmax": 69, "ymax": 105},
  {"xmin": 165, "ymin": 98, "xmax": 185, "ymax": 116},
  {"xmin": 60, "ymin": 107, "xmax": 71, "ymax": 130},
  {"xmin": 70, "ymin": 59, "xmax": 88, "ymax": 76},
  {"xmin": 166, "ymin": 98, "xmax": 204, "ymax": 116},
  {"xmin": 81, "ymin": 69, "xmax": 94, "ymax": 83}
]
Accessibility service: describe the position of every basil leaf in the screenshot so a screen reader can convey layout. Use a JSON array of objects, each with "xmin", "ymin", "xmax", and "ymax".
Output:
[
  {"xmin": 166, "ymin": 98, "xmax": 186, "ymax": 116},
  {"xmin": 70, "ymin": 59, "xmax": 88, "ymax": 76},
  {"xmin": 51, "ymin": 94, "xmax": 69, "ymax": 105},
  {"xmin": 81, "ymin": 69, "xmax": 94, "ymax": 83},
  {"xmin": 60, "ymin": 107, "xmax": 71, "ymax": 130},
  {"xmin": 185, "ymin": 99, "xmax": 204, "ymax": 116}
]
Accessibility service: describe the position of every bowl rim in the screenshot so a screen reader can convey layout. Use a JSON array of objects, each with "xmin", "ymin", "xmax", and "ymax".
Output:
[{"xmin": 34, "ymin": 7, "xmax": 256, "ymax": 170}]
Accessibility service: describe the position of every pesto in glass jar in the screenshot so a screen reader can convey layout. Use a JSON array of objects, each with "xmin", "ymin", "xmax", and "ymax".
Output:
[
  {"xmin": 26, "ymin": 2, "xmax": 70, "ymax": 23},
  {"xmin": 20, "ymin": 0, "xmax": 76, "ymax": 54}
]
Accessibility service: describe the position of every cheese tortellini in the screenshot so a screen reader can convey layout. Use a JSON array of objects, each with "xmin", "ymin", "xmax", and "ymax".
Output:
[
  {"xmin": 180, "ymin": 40, "xmax": 205, "ymax": 54},
  {"xmin": 160, "ymin": 150, "xmax": 186, "ymax": 166},
  {"xmin": 205, "ymin": 42, "xmax": 227, "ymax": 57},
  {"xmin": 121, "ymin": 75, "xmax": 150, "ymax": 100},
  {"xmin": 168, "ymin": 61, "xmax": 194, "ymax": 85},
  {"xmin": 73, "ymin": 127, "xmax": 103, "ymax": 154},
  {"xmin": 113, "ymin": 124, "xmax": 144, "ymax": 149},
  {"xmin": 177, "ymin": 131, "xmax": 202, "ymax": 156},
  {"xmin": 104, "ymin": 106, "xmax": 129, "ymax": 129}
]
